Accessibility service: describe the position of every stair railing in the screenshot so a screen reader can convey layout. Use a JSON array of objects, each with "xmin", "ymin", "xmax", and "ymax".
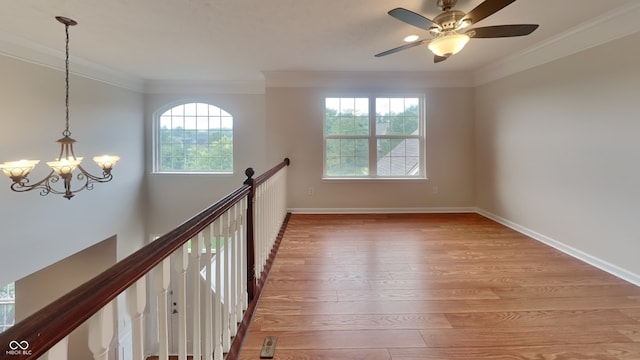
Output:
[{"xmin": 0, "ymin": 158, "xmax": 290, "ymax": 360}]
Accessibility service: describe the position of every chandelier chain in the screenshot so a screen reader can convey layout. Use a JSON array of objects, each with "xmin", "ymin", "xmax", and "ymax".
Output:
[{"xmin": 63, "ymin": 22, "xmax": 71, "ymax": 138}]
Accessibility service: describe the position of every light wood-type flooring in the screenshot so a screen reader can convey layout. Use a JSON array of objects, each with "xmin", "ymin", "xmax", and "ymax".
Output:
[{"xmin": 237, "ymin": 213, "xmax": 640, "ymax": 359}]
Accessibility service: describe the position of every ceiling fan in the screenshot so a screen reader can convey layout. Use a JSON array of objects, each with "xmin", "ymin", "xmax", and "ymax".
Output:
[{"xmin": 375, "ymin": 0, "xmax": 539, "ymax": 63}]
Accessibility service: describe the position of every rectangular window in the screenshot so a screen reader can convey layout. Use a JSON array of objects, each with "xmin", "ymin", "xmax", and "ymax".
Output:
[{"xmin": 324, "ymin": 96, "xmax": 425, "ymax": 179}]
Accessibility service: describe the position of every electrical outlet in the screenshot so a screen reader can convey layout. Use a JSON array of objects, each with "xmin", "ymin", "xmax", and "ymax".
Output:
[
  {"xmin": 432, "ymin": 186, "xmax": 439, "ymax": 194},
  {"xmin": 307, "ymin": 187, "xmax": 314, "ymax": 196}
]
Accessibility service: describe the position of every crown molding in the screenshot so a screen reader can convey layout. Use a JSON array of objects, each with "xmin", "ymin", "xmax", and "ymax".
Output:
[
  {"xmin": 0, "ymin": 31, "xmax": 145, "ymax": 92},
  {"xmin": 264, "ymin": 70, "xmax": 474, "ymax": 88},
  {"xmin": 474, "ymin": 2, "xmax": 640, "ymax": 86},
  {"xmin": 143, "ymin": 79, "xmax": 266, "ymax": 95}
]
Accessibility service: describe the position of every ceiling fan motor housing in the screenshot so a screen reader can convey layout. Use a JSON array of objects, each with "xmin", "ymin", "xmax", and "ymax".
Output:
[
  {"xmin": 431, "ymin": 10, "xmax": 466, "ymax": 35},
  {"xmin": 437, "ymin": 0, "xmax": 458, "ymax": 11}
]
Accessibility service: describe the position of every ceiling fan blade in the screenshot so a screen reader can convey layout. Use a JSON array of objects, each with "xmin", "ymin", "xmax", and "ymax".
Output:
[
  {"xmin": 434, "ymin": 55, "xmax": 449, "ymax": 63},
  {"xmin": 375, "ymin": 40, "xmax": 428, "ymax": 57},
  {"xmin": 467, "ymin": 24, "xmax": 539, "ymax": 38},
  {"xmin": 461, "ymin": 0, "xmax": 517, "ymax": 25},
  {"xmin": 388, "ymin": 8, "xmax": 435, "ymax": 31}
]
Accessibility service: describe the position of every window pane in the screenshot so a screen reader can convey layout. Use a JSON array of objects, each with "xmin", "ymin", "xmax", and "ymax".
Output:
[
  {"xmin": 196, "ymin": 117, "xmax": 209, "ymax": 130},
  {"xmin": 325, "ymin": 98, "xmax": 340, "ymax": 114},
  {"xmin": 326, "ymin": 115, "xmax": 339, "ymax": 135},
  {"xmin": 355, "ymin": 116, "xmax": 369, "ymax": 135},
  {"xmin": 171, "ymin": 104, "xmax": 184, "ymax": 116},
  {"xmin": 221, "ymin": 116, "xmax": 233, "ymax": 129},
  {"xmin": 354, "ymin": 98, "xmax": 368, "ymax": 116},
  {"xmin": 326, "ymin": 138, "xmax": 368, "ymax": 176},
  {"xmin": 160, "ymin": 115, "xmax": 172, "ymax": 129},
  {"xmin": 325, "ymin": 98, "xmax": 369, "ymax": 136},
  {"xmin": 184, "ymin": 103, "xmax": 197, "ymax": 116},
  {"xmin": 376, "ymin": 97, "xmax": 420, "ymax": 135},
  {"xmin": 339, "ymin": 117, "xmax": 355, "ymax": 135},
  {"xmin": 377, "ymin": 138, "xmax": 420, "ymax": 176},
  {"xmin": 172, "ymin": 117, "xmax": 185, "ymax": 129}
]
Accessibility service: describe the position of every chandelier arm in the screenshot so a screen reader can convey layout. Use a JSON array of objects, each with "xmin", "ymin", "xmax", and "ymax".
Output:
[
  {"xmin": 55, "ymin": 165, "xmax": 115, "ymax": 198},
  {"xmin": 76, "ymin": 164, "xmax": 114, "ymax": 183},
  {"xmin": 8, "ymin": 170, "xmax": 66, "ymax": 197}
]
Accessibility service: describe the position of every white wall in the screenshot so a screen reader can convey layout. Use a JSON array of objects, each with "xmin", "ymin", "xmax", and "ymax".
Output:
[
  {"xmin": 0, "ymin": 54, "xmax": 146, "ymax": 288},
  {"xmin": 266, "ymin": 83, "xmax": 475, "ymax": 211},
  {"xmin": 475, "ymin": 32, "xmax": 640, "ymax": 280},
  {"xmin": 143, "ymin": 75, "xmax": 477, "ymax": 233},
  {"xmin": 144, "ymin": 91, "xmax": 267, "ymax": 236}
]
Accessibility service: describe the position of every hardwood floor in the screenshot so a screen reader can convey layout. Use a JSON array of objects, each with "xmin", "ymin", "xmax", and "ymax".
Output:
[{"xmin": 237, "ymin": 213, "xmax": 640, "ymax": 359}]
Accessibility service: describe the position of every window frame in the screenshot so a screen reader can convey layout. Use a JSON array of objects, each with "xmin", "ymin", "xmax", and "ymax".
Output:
[
  {"xmin": 323, "ymin": 94, "xmax": 426, "ymax": 180},
  {"xmin": 152, "ymin": 101, "xmax": 234, "ymax": 175}
]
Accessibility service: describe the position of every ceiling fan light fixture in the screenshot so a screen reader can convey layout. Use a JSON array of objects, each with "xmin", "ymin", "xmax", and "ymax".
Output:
[{"xmin": 427, "ymin": 33, "xmax": 470, "ymax": 57}]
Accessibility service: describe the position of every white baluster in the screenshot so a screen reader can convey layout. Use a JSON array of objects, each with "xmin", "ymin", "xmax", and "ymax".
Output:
[
  {"xmin": 265, "ymin": 180, "xmax": 272, "ymax": 262},
  {"xmin": 222, "ymin": 212, "xmax": 231, "ymax": 351},
  {"xmin": 127, "ymin": 277, "xmax": 146, "ymax": 360},
  {"xmin": 262, "ymin": 183, "xmax": 267, "ymax": 275},
  {"xmin": 229, "ymin": 205, "xmax": 238, "ymax": 336},
  {"xmin": 204, "ymin": 225, "xmax": 214, "ymax": 360},
  {"xmin": 267, "ymin": 179, "xmax": 272, "ymax": 261},
  {"xmin": 268, "ymin": 178, "xmax": 274, "ymax": 245},
  {"xmin": 173, "ymin": 243, "xmax": 189, "ymax": 360},
  {"xmin": 190, "ymin": 234, "xmax": 203, "ymax": 360},
  {"xmin": 256, "ymin": 185, "xmax": 264, "ymax": 279},
  {"xmin": 213, "ymin": 218, "xmax": 223, "ymax": 360},
  {"xmin": 239, "ymin": 197, "xmax": 248, "ymax": 312},
  {"xmin": 39, "ymin": 336, "xmax": 68, "ymax": 360},
  {"xmin": 88, "ymin": 302, "xmax": 114, "ymax": 360},
  {"xmin": 153, "ymin": 258, "xmax": 170, "ymax": 360}
]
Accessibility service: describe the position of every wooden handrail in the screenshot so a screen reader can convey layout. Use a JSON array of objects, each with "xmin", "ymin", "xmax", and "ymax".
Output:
[
  {"xmin": 0, "ymin": 158, "xmax": 290, "ymax": 360},
  {"xmin": 254, "ymin": 157, "xmax": 290, "ymax": 187}
]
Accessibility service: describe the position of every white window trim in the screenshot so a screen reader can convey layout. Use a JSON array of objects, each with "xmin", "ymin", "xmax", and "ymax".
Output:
[
  {"xmin": 152, "ymin": 101, "xmax": 234, "ymax": 175},
  {"xmin": 322, "ymin": 94, "xmax": 427, "ymax": 180}
]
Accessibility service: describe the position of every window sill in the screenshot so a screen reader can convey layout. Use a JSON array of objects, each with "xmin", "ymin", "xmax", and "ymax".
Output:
[
  {"xmin": 322, "ymin": 176, "xmax": 427, "ymax": 182},
  {"xmin": 151, "ymin": 171, "xmax": 234, "ymax": 176}
]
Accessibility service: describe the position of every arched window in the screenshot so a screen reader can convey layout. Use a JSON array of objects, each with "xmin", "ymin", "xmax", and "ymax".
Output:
[{"xmin": 154, "ymin": 102, "xmax": 233, "ymax": 173}]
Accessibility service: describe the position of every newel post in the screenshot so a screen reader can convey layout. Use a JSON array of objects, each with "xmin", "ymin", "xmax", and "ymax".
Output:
[{"xmin": 244, "ymin": 167, "xmax": 257, "ymax": 302}]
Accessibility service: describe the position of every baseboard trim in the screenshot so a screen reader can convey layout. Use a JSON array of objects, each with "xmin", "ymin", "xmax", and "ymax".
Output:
[
  {"xmin": 288, "ymin": 207, "xmax": 476, "ymax": 214},
  {"xmin": 476, "ymin": 208, "xmax": 640, "ymax": 287}
]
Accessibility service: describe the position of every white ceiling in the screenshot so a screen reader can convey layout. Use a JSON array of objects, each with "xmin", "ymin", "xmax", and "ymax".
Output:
[{"xmin": 1, "ymin": 0, "xmax": 638, "ymax": 87}]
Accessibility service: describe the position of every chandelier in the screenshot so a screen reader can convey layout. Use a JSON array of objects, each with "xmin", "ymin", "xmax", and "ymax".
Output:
[{"xmin": 0, "ymin": 16, "xmax": 119, "ymax": 200}]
